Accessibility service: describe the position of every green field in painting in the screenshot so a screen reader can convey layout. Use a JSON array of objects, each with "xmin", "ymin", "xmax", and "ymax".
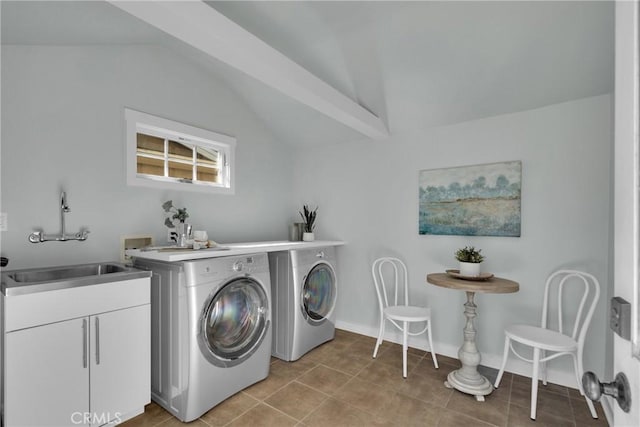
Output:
[{"xmin": 419, "ymin": 197, "xmax": 520, "ymax": 236}]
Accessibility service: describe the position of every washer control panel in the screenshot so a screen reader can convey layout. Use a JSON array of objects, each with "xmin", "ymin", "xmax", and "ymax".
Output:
[
  {"xmin": 184, "ymin": 253, "xmax": 267, "ymax": 286},
  {"xmin": 233, "ymin": 256, "xmax": 255, "ymax": 272}
]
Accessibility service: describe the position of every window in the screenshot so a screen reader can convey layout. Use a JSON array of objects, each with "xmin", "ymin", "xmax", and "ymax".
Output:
[{"xmin": 125, "ymin": 109, "xmax": 235, "ymax": 194}]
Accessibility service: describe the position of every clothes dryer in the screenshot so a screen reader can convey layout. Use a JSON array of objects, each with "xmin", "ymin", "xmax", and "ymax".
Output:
[
  {"xmin": 134, "ymin": 253, "xmax": 271, "ymax": 422},
  {"xmin": 269, "ymin": 246, "xmax": 338, "ymax": 361}
]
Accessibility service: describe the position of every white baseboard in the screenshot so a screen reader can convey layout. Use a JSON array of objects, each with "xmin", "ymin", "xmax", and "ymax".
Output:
[{"xmin": 336, "ymin": 320, "xmax": 580, "ymax": 389}]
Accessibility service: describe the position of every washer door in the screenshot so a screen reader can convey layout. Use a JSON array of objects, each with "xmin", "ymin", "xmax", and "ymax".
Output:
[
  {"xmin": 199, "ymin": 277, "xmax": 269, "ymax": 368},
  {"xmin": 301, "ymin": 262, "xmax": 337, "ymax": 324}
]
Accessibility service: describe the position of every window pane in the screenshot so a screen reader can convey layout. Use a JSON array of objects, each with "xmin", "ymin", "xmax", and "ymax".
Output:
[
  {"xmin": 197, "ymin": 165, "xmax": 219, "ymax": 183},
  {"xmin": 137, "ymin": 156, "xmax": 164, "ymax": 176},
  {"xmin": 168, "ymin": 161, "xmax": 192, "ymax": 180},
  {"xmin": 196, "ymin": 146, "xmax": 219, "ymax": 165},
  {"xmin": 168, "ymin": 140, "xmax": 193, "ymax": 162},
  {"xmin": 136, "ymin": 133, "xmax": 164, "ymax": 156}
]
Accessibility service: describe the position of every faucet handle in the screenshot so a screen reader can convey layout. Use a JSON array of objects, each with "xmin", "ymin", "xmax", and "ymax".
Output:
[
  {"xmin": 61, "ymin": 191, "xmax": 70, "ymax": 212},
  {"xmin": 76, "ymin": 229, "xmax": 90, "ymax": 240},
  {"xmin": 28, "ymin": 231, "xmax": 43, "ymax": 243}
]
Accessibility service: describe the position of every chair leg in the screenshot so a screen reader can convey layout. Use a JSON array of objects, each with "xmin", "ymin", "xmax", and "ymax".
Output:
[
  {"xmin": 572, "ymin": 353, "xmax": 584, "ymax": 395},
  {"xmin": 494, "ymin": 336, "xmax": 510, "ymax": 388},
  {"xmin": 583, "ymin": 395, "xmax": 598, "ymax": 419},
  {"xmin": 574, "ymin": 353, "xmax": 598, "ymax": 419},
  {"xmin": 541, "ymin": 349, "xmax": 548, "ymax": 386},
  {"xmin": 402, "ymin": 321, "xmax": 408, "ymax": 378},
  {"xmin": 427, "ymin": 320, "xmax": 438, "ymax": 369},
  {"xmin": 373, "ymin": 318, "xmax": 385, "ymax": 359},
  {"xmin": 531, "ymin": 347, "xmax": 541, "ymax": 420}
]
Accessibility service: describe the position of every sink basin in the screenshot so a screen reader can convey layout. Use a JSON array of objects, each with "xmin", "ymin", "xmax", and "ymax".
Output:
[
  {"xmin": 1, "ymin": 262, "xmax": 150, "ymax": 296},
  {"xmin": 8, "ymin": 263, "xmax": 128, "ymax": 283}
]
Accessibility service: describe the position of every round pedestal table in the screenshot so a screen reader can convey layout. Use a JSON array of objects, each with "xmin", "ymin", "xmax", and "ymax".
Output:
[{"xmin": 426, "ymin": 273, "xmax": 519, "ymax": 401}]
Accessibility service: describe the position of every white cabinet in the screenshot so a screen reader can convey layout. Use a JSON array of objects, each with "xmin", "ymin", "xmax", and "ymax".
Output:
[
  {"xmin": 90, "ymin": 305, "xmax": 150, "ymax": 425},
  {"xmin": 3, "ymin": 278, "xmax": 150, "ymax": 427},
  {"xmin": 5, "ymin": 317, "xmax": 90, "ymax": 427}
]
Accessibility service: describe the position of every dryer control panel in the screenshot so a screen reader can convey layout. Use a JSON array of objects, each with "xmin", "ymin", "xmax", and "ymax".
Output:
[{"xmin": 292, "ymin": 246, "xmax": 337, "ymax": 266}]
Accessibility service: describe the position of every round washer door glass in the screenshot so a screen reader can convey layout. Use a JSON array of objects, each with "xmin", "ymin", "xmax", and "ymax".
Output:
[
  {"xmin": 201, "ymin": 278, "xmax": 268, "ymax": 365},
  {"xmin": 302, "ymin": 263, "xmax": 336, "ymax": 322}
]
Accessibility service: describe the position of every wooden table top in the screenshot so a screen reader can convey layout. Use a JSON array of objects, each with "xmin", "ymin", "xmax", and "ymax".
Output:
[{"xmin": 426, "ymin": 273, "xmax": 519, "ymax": 294}]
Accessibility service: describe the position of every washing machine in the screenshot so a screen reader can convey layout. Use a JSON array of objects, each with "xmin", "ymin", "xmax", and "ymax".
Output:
[
  {"xmin": 133, "ymin": 253, "xmax": 271, "ymax": 422},
  {"xmin": 269, "ymin": 246, "xmax": 338, "ymax": 361}
]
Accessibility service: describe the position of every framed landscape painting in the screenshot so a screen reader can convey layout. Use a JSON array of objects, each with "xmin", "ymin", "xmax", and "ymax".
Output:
[{"xmin": 419, "ymin": 161, "xmax": 521, "ymax": 237}]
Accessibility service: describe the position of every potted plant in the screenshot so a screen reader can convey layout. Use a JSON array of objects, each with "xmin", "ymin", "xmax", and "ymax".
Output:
[
  {"xmin": 299, "ymin": 205, "xmax": 317, "ymax": 241},
  {"xmin": 163, "ymin": 200, "xmax": 189, "ymax": 224},
  {"xmin": 162, "ymin": 200, "xmax": 191, "ymax": 247},
  {"xmin": 454, "ymin": 246, "xmax": 485, "ymax": 277}
]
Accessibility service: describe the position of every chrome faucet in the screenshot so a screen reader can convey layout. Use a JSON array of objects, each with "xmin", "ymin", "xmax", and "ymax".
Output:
[
  {"xmin": 61, "ymin": 191, "xmax": 70, "ymax": 238},
  {"xmin": 28, "ymin": 191, "xmax": 90, "ymax": 243}
]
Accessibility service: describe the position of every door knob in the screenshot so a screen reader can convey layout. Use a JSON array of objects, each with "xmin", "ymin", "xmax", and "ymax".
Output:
[{"xmin": 582, "ymin": 371, "xmax": 631, "ymax": 413}]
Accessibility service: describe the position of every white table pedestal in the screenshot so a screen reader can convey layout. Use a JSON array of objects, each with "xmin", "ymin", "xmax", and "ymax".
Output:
[
  {"xmin": 426, "ymin": 273, "xmax": 519, "ymax": 403},
  {"xmin": 444, "ymin": 291, "xmax": 494, "ymax": 401}
]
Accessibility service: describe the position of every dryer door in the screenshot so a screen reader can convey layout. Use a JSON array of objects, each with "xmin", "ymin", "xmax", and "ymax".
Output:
[
  {"xmin": 301, "ymin": 262, "xmax": 337, "ymax": 324},
  {"xmin": 199, "ymin": 277, "xmax": 269, "ymax": 368}
]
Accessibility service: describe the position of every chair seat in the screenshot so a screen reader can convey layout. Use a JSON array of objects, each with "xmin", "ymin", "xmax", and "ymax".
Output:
[
  {"xmin": 505, "ymin": 324, "xmax": 578, "ymax": 352},
  {"xmin": 384, "ymin": 305, "xmax": 431, "ymax": 322}
]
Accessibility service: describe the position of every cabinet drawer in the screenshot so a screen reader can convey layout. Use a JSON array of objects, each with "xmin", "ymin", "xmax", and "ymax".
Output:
[{"xmin": 4, "ymin": 278, "xmax": 150, "ymax": 332}]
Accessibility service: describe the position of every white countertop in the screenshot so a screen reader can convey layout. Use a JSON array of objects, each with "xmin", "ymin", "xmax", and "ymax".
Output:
[{"xmin": 126, "ymin": 240, "xmax": 345, "ymax": 262}]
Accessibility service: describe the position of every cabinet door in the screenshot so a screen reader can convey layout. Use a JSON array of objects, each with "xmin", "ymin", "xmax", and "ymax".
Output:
[
  {"xmin": 5, "ymin": 318, "xmax": 90, "ymax": 427},
  {"xmin": 89, "ymin": 304, "xmax": 150, "ymax": 425}
]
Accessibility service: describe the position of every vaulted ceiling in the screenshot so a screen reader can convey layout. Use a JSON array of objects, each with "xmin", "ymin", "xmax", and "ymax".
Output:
[{"xmin": 2, "ymin": 1, "xmax": 614, "ymax": 146}]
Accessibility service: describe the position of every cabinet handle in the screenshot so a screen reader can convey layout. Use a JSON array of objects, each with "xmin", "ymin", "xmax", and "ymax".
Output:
[
  {"xmin": 95, "ymin": 317, "xmax": 100, "ymax": 365},
  {"xmin": 82, "ymin": 319, "xmax": 88, "ymax": 369}
]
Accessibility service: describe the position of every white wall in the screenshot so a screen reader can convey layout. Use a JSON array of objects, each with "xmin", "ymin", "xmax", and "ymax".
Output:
[
  {"xmin": 292, "ymin": 94, "xmax": 612, "ymax": 386},
  {"xmin": 1, "ymin": 45, "xmax": 293, "ymax": 268}
]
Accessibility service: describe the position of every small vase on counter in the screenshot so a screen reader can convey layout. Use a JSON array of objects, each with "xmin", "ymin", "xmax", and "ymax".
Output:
[
  {"xmin": 299, "ymin": 205, "xmax": 318, "ymax": 243},
  {"xmin": 176, "ymin": 222, "xmax": 192, "ymax": 248}
]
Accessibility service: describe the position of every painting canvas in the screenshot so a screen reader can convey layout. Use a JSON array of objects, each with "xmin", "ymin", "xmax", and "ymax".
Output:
[{"xmin": 419, "ymin": 161, "xmax": 521, "ymax": 236}]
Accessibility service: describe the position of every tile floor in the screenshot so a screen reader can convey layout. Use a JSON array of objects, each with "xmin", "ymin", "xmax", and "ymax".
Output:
[{"xmin": 121, "ymin": 329, "xmax": 608, "ymax": 427}]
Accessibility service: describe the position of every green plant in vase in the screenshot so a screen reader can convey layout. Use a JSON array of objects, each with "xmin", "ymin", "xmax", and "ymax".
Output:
[
  {"xmin": 454, "ymin": 246, "xmax": 485, "ymax": 277},
  {"xmin": 162, "ymin": 200, "xmax": 191, "ymax": 246},
  {"xmin": 162, "ymin": 200, "xmax": 189, "ymax": 228},
  {"xmin": 299, "ymin": 205, "xmax": 317, "ymax": 241}
]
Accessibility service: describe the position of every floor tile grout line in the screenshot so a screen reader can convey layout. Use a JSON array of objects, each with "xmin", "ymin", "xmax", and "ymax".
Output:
[
  {"xmin": 259, "ymin": 399, "xmax": 309, "ymax": 425},
  {"xmin": 290, "ymin": 378, "xmax": 336, "ymax": 400},
  {"xmin": 296, "ymin": 385, "xmax": 345, "ymax": 427},
  {"xmin": 317, "ymin": 356, "xmax": 373, "ymax": 378},
  {"xmin": 219, "ymin": 400, "xmax": 260, "ymax": 427},
  {"xmin": 254, "ymin": 362, "xmax": 339, "ymax": 415}
]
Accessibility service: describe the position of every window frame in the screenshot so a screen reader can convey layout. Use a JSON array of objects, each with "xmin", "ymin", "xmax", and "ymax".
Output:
[{"xmin": 125, "ymin": 108, "xmax": 236, "ymax": 194}]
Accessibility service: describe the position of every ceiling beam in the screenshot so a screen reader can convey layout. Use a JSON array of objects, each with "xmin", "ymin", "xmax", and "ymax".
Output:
[{"xmin": 109, "ymin": 1, "xmax": 389, "ymax": 140}]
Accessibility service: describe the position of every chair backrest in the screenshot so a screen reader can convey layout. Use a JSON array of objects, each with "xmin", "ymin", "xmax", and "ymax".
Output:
[
  {"xmin": 372, "ymin": 257, "xmax": 409, "ymax": 311},
  {"xmin": 540, "ymin": 270, "xmax": 601, "ymax": 349}
]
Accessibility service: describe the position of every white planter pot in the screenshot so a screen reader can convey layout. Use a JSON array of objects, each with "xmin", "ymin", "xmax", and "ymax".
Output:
[
  {"xmin": 302, "ymin": 232, "xmax": 315, "ymax": 242},
  {"xmin": 459, "ymin": 261, "xmax": 481, "ymax": 277}
]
